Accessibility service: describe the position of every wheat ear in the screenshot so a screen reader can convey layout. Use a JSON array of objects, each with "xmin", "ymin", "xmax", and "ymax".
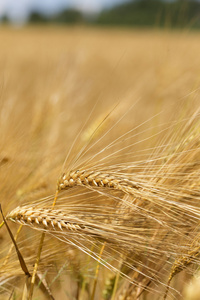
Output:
[
  {"xmin": 58, "ymin": 169, "xmax": 141, "ymax": 194},
  {"xmin": 163, "ymin": 244, "xmax": 200, "ymax": 299},
  {"xmin": 6, "ymin": 206, "xmax": 85, "ymax": 232}
]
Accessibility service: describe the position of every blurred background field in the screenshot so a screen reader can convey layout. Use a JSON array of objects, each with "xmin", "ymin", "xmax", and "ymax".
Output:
[{"xmin": 0, "ymin": 24, "xmax": 200, "ymax": 119}]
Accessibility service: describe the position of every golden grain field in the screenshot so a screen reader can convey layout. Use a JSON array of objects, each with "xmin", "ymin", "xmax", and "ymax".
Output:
[{"xmin": 0, "ymin": 26, "xmax": 200, "ymax": 300}]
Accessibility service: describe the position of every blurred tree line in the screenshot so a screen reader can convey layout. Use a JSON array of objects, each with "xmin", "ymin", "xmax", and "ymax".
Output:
[
  {"xmin": 96, "ymin": 0, "xmax": 200, "ymax": 28},
  {"xmin": 28, "ymin": 9, "xmax": 83, "ymax": 24},
  {"xmin": 1, "ymin": 0, "xmax": 200, "ymax": 28}
]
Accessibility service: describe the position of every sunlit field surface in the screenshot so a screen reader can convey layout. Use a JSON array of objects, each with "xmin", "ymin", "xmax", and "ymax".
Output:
[{"xmin": 0, "ymin": 26, "xmax": 200, "ymax": 300}]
